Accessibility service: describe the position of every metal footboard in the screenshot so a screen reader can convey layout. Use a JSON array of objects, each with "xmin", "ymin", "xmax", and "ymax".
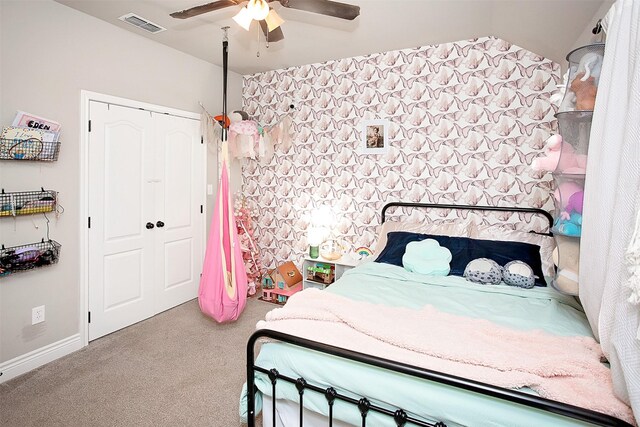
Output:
[{"xmin": 246, "ymin": 329, "xmax": 632, "ymax": 427}]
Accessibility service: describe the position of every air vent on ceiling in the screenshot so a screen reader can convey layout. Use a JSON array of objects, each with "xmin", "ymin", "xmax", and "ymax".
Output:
[{"xmin": 118, "ymin": 13, "xmax": 166, "ymax": 34}]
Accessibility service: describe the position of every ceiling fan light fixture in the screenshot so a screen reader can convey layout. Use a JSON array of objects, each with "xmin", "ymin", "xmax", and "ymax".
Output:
[
  {"xmin": 247, "ymin": 0, "xmax": 270, "ymax": 21},
  {"xmin": 265, "ymin": 9, "xmax": 284, "ymax": 32},
  {"xmin": 232, "ymin": 6, "xmax": 253, "ymax": 31}
]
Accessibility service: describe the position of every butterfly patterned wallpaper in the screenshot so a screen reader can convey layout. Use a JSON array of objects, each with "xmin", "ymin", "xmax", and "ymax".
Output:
[{"xmin": 241, "ymin": 36, "xmax": 561, "ymax": 269}]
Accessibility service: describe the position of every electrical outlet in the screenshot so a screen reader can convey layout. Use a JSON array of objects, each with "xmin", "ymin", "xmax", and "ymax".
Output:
[{"xmin": 32, "ymin": 305, "xmax": 45, "ymax": 325}]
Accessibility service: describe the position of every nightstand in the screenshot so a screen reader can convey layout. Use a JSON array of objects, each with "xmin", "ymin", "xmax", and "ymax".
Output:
[{"xmin": 302, "ymin": 255, "xmax": 359, "ymax": 290}]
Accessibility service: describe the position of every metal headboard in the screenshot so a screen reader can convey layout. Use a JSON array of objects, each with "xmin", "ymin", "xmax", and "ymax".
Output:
[{"xmin": 381, "ymin": 202, "xmax": 554, "ymax": 234}]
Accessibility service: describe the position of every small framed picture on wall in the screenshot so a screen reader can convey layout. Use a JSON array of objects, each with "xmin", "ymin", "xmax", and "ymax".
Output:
[{"xmin": 361, "ymin": 119, "xmax": 389, "ymax": 154}]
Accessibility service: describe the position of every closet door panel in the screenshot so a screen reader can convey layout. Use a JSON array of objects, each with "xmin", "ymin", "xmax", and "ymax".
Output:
[
  {"xmin": 88, "ymin": 102, "xmax": 156, "ymax": 341},
  {"xmin": 103, "ymin": 127, "xmax": 144, "ymax": 241},
  {"xmin": 154, "ymin": 114, "xmax": 204, "ymax": 312}
]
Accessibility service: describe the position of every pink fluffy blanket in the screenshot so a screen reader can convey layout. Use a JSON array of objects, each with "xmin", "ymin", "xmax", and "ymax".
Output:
[{"xmin": 257, "ymin": 289, "xmax": 634, "ymax": 424}]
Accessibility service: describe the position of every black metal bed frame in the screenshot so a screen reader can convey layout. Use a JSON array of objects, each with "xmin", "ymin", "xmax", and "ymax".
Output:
[
  {"xmin": 246, "ymin": 203, "xmax": 631, "ymax": 427},
  {"xmin": 380, "ymin": 202, "xmax": 554, "ymax": 232}
]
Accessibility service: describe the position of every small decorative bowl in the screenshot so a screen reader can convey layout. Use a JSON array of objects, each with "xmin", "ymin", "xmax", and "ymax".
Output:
[{"xmin": 320, "ymin": 240, "xmax": 343, "ymax": 261}]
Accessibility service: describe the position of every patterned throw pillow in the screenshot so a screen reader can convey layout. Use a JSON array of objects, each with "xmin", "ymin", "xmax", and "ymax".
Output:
[
  {"xmin": 502, "ymin": 260, "xmax": 536, "ymax": 289},
  {"xmin": 463, "ymin": 258, "xmax": 503, "ymax": 285}
]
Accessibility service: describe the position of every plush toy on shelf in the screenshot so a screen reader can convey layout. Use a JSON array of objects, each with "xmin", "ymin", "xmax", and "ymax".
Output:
[
  {"xmin": 570, "ymin": 72, "xmax": 598, "ymax": 111},
  {"xmin": 531, "ymin": 134, "xmax": 587, "ymax": 175},
  {"xmin": 558, "ymin": 51, "xmax": 602, "ymax": 112},
  {"xmin": 553, "ymin": 184, "xmax": 583, "ymax": 237},
  {"xmin": 560, "ymin": 190, "xmax": 584, "ymax": 220},
  {"xmin": 555, "ymin": 212, "xmax": 582, "ymax": 237},
  {"xmin": 552, "ymin": 238, "xmax": 580, "ymax": 295}
]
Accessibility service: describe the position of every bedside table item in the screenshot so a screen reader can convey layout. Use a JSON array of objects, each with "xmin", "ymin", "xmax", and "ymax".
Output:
[
  {"xmin": 308, "ymin": 263, "xmax": 335, "ymax": 284},
  {"xmin": 307, "ymin": 227, "xmax": 324, "ymax": 259},
  {"xmin": 309, "ymin": 245, "xmax": 319, "ymax": 259},
  {"xmin": 319, "ymin": 240, "xmax": 344, "ymax": 261},
  {"xmin": 302, "ymin": 255, "xmax": 359, "ymax": 290},
  {"xmin": 354, "ymin": 246, "xmax": 373, "ymax": 260}
]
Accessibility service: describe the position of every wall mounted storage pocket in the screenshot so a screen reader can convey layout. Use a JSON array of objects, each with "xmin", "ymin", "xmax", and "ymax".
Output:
[
  {"xmin": 0, "ymin": 189, "xmax": 57, "ymax": 217},
  {"xmin": 0, "ymin": 239, "xmax": 61, "ymax": 277}
]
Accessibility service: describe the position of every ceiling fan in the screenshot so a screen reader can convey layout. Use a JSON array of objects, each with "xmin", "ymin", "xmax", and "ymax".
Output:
[{"xmin": 170, "ymin": 0, "xmax": 360, "ymax": 42}]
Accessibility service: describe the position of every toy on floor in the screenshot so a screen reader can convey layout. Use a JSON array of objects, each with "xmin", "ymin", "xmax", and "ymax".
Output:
[
  {"xmin": 531, "ymin": 134, "xmax": 587, "ymax": 175},
  {"xmin": 261, "ymin": 262, "xmax": 303, "ymax": 304}
]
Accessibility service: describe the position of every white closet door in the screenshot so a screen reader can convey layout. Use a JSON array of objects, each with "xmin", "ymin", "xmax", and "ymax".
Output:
[
  {"xmin": 153, "ymin": 113, "xmax": 204, "ymax": 312},
  {"xmin": 88, "ymin": 102, "xmax": 156, "ymax": 340}
]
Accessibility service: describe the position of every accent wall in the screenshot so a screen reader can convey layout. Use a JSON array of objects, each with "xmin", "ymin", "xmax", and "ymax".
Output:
[{"xmin": 242, "ymin": 36, "xmax": 560, "ymax": 268}]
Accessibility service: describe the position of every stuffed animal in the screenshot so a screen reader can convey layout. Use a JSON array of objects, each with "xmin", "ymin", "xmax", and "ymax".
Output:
[
  {"xmin": 553, "ymin": 181, "xmax": 583, "ymax": 210},
  {"xmin": 560, "ymin": 190, "xmax": 584, "ymax": 220},
  {"xmin": 552, "ymin": 238, "xmax": 580, "ymax": 295},
  {"xmin": 559, "ymin": 52, "xmax": 602, "ymax": 111},
  {"xmin": 570, "ymin": 72, "xmax": 598, "ymax": 111},
  {"xmin": 531, "ymin": 134, "xmax": 587, "ymax": 174},
  {"xmin": 555, "ymin": 213, "xmax": 582, "ymax": 237}
]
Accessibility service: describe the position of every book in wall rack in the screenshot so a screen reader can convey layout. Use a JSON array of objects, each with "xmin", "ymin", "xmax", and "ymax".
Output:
[{"xmin": 0, "ymin": 137, "xmax": 61, "ymax": 161}]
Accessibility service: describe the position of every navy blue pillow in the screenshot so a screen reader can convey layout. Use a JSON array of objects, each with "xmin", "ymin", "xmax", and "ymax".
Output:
[{"xmin": 375, "ymin": 231, "xmax": 547, "ymax": 287}]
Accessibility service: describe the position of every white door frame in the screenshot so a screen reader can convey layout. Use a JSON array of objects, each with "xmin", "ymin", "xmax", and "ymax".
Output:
[{"xmin": 79, "ymin": 90, "xmax": 206, "ymax": 347}]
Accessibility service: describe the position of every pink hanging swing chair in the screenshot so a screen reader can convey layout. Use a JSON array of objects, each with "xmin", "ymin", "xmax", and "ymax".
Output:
[{"xmin": 198, "ymin": 28, "xmax": 247, "ymax": 323}]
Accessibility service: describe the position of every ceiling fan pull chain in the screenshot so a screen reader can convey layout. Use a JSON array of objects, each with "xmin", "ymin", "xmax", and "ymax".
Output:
[{"xmin": 256, "ymin": 23, "xmax": 261, "ymax": 57}]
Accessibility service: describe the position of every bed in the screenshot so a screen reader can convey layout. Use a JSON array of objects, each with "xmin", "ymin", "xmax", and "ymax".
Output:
[{"xmin": 243, "ymin": 203, "xmax": 634, "ymax": 427}]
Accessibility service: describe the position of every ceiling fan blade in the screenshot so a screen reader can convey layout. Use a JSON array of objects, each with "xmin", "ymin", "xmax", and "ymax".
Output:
[
  {"xmin": 170, "ymin": 0, "xmax": 239, "ymax": 19},
  {"xmin": 278, "ymin": 0, "xmax": 360, "ymax": 20},
  {"xmin": 259, "ymin": 20, "xmax": 285, "ymax": 42}
]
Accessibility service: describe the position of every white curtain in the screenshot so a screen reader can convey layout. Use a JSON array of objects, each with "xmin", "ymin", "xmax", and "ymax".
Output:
[{"xmin": 579, "ymin": 0, "xmax": 640, "ymax": 420}]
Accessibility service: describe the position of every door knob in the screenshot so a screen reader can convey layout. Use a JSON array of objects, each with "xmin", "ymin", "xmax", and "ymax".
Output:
[
  {"xmin": 156, "ymin": 221, "xmax": 165, "ymax": 228},
  {"xmin": 146, "ymin": 222, "xmax": 154, "ymax": 229}
]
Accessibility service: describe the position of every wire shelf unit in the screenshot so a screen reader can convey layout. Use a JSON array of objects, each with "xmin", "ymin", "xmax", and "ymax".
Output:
[
  {"xmin": 0, "ymin": 239, "xmax": 61, "ymax": 277},
  {"xmin": 0, "ymin": 138, "xmax": 61, "ymax": 161},
  {"xmin": 0, "ymin": 189, "xmax": 57, "ymax": 217}
]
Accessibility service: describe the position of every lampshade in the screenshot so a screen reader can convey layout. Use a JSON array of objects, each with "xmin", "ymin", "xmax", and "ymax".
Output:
[
  {"xmin": 307, "ymin": 227, "xmax": 324, "ymax": 246},
  {"xmin": 311, "ymin": 205, "xmax": 335, "ymax": 228},
  {"xmin": 232, "ymin": 7, "xmax": 253, "ymax": 31},
  {"xmin": 247, "ymin": 0, "xmax": 269, "ymax": 20},
  {"xmin": 264, "ymin": 9, "xmax": 284, "ymax": 32}
]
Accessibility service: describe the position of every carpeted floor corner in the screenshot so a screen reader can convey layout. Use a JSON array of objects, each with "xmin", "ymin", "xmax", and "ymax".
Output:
[{"xmin": 0, "ymin": 298, "xmax": 273, "ymax": 427}]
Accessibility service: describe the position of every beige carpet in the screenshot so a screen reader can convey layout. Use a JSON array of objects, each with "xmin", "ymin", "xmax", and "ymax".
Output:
[{"xmin": 0, "ymin": 298, "xmax": 273, "ymax": 427}]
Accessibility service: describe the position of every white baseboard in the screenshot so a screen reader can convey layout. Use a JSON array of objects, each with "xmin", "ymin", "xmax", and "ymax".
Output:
[{"xmin": 0, "ymin": 334, "xmax": 83, "ymax": 383}]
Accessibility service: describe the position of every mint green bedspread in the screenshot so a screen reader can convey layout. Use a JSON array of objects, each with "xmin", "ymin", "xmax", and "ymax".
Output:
[{"xmin": 241, "ymin": 262, "xmax": 596, "ymax": 427}]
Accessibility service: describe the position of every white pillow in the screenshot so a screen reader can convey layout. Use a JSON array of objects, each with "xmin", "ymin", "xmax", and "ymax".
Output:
[
  {"xmin": 470, "ymin": 224, "xmax": 556, "ymax": 279},
  {"xmin": 373, "ymin": 220, "xmax": 474, "ymax": 255}
]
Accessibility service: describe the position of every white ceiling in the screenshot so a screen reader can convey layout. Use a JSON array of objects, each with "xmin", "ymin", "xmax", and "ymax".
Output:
[{"xmin": 55, "ymin": 0, "xmax": 609, "ymax": 75}]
